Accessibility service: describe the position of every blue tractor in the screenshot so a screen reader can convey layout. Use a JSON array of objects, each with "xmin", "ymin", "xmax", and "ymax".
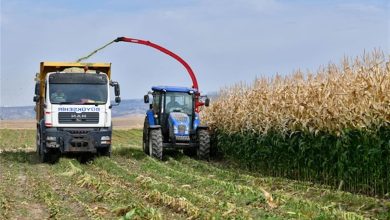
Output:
[{"xmin": 143, "ymin": 86, "xmax": 210, "ymax": 160}]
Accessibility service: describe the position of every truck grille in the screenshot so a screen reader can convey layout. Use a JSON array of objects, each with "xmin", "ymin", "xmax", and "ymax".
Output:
[{"xmin": 58, "ymin": 112, "xmax": 99, "ymax": 124}]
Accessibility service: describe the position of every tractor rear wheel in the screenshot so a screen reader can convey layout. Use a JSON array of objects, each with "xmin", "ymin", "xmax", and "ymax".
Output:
[
  {"xmin": 142, "ymin": 118, "xmax": 150, "ymax": 155},
  {"xmin": 149, "ymin": 129, "xmax": 163, "ymax": 160},
  {"xmin": 197, "ymin": 129, "xmax": 210, "ymax": 160}
]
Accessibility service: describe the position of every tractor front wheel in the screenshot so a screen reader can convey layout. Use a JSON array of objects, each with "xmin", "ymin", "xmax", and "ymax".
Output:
[
  {"xmin": 197, "ymin": 130, "xmax": 210, "ymax": 160},
  {"xmin": 149, "ymin": 129, "xmax": 163, "ymax": 160}
]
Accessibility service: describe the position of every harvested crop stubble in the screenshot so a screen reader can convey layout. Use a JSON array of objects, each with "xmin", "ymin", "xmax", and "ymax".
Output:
[{"xmin": 204, "ymin": 50, "xmax": 390, "ymax": 196}]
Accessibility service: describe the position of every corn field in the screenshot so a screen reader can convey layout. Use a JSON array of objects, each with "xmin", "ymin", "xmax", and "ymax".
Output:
[{"xmin": 204, "ymin": 50, "xmax": 390, "ymax": 196}]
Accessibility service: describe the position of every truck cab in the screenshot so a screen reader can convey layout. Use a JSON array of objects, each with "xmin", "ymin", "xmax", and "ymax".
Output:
[{"xmin": 33, "ymin": 62, "xmax": 121, "ymax": 163}]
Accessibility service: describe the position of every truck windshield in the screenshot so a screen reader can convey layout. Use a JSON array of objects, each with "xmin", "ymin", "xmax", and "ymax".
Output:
[
  {"xmin": 164, "ymin": 92, "xmax": 193, "ymax": 115},
  {"xmin": 49, "ymin": 84, "xmax": 107, "ymax": 105}
]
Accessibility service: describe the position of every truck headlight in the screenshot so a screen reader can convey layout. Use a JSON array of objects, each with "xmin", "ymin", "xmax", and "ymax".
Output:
[
  {"xmin": 46, "ymin": 136, "xmax": 57, "ymax": 141},
  {"xmin": 101, "ymin": 136, "xmax": 111, "ymax": 145},
  {"xmin": 101, "ymin": 136, "xmax": 111, "ymax": 141}
]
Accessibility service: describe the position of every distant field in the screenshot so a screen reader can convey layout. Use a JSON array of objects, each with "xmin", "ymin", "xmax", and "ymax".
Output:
[
  {"xmin": 0, "ymin": 129, "xmax": 389, "ymax": 219},
  {"xmin": 0, "ymin": 115, "xmax": 144, "ymax": 130}
]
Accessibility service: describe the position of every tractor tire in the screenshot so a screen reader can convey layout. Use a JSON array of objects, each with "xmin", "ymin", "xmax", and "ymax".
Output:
[
  {"xmin": 37, "ymin": 128, "xmax": 59, "ymax": 164},
  {"xmin": 197, "ymin": 129, "xmax": 210, "ymax": 160},
  {"xmin": 149, "ymin": 129, "xmax": 163, "ymax": 160},
  {"xmin": 142, "ymin": 118, "xmax": 150, "ymax": 155}
]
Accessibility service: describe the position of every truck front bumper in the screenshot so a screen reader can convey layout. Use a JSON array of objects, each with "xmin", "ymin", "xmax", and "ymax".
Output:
[{"xmin": 45, "ymin": 127, "xmax": 112, "ymax": 153}]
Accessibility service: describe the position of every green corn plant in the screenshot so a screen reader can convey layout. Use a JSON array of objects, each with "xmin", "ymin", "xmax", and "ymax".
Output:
[{"xmin": 204, "ymin": 50, "xmax": 390, "ymax": 196}]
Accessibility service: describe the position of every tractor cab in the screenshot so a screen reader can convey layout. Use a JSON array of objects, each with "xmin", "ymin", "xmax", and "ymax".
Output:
[
  {"xmin": 143, "ymin": 86, "xmax": 210, "ymax": 160},
  {"xmin": 145, "ymin": 86, "xmax": 198, "ymax": 142}
]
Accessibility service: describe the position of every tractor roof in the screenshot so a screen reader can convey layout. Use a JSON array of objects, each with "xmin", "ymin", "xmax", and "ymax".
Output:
[{"xmin": 152, "ymin": 86, "xmax": 197, "ymax": 93}]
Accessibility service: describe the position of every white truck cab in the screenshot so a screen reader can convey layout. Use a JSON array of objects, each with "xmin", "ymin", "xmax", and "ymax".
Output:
[{"xmin": 33, "ymin": 62, "xmax": 120, "ymax": 163}]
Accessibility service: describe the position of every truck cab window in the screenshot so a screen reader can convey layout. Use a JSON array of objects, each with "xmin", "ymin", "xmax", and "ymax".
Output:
[
  {"xmin": 51, "ymin": 88, "xmax": 66, "ymax": 102},
  {"xmin": 49, "ymin": 84, "xmax": 108, "ymax": 105}
]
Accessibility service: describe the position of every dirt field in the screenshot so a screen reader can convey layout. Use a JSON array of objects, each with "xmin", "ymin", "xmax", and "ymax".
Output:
[
  {"xmin": 0, "ymin": 115, "xmax": 144, "ymax": 130},
  {"xmin": 0, "ymin": 129, "xmax": 389, "ymax": 219}
]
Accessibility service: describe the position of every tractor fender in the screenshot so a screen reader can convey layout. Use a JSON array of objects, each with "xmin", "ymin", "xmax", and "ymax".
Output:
[
  {"xmin": 148, "ymin": 125, "xmax": 162, "ymax": 130},
  {"xmin": 146, "ymin": 109, "xmax": 155, "ymax": 126},
  {"xmin": 196, "ymin": 126, "xmax": 209, "ymax": 131}
]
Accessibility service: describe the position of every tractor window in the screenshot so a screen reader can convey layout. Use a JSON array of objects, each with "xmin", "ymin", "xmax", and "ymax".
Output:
[
  {"xmin": 165, "ymin": 92, "xmax": 193, "ymax": 115},
  {"xmin": 152, "ymin": 93, "xmax": 161, "ymax": 113}
]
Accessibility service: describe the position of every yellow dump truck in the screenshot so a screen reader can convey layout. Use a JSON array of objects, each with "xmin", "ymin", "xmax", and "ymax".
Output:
[{"xmin": 33, "ymin": 62, "xmax": 121, "ymax": 163}]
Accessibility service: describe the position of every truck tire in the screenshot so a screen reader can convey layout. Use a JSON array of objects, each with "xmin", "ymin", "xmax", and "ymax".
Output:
[
  {"xmin": 142, "ymin": 118, "xmax": 150, "ymax": 155},
  {"xmin": 197, "ymin": 129, "xmax": 210, "ymax": 160},
  {"xmin": 149, "ymin": 129, "xmax": 163, "ymax": 160},
  {"xmin": 79, "ymin": 153, "xmax": 94, "ymax": 163},
  {"xmin": 98, "ymin": 146, "xmax": 111, "ymax": 157},
  {"xmin": 36, "ymin": 128, "xmax": 40, "ymax": 158},
  {"xmin": 37, "ymin": 128, "xmax": 59, "ymax": 164}
]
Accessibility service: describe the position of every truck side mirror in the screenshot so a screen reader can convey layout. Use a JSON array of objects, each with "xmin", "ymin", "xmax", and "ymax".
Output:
[
  {"xmin": 114, "ymin": 84, "xmax": 120, "ymax": 96},
  {"xmin": 144, "ymin": 95, "xmax": 149, "ymax": 103},
  {"xmin": 110, "ymin": 81, "xmax": 120, "ymax": 96},
  {"xmin": 115, "ymin": 96, "xmax": 121, "ymax": 104},
  {"xmin": 34, "ymin": 83, "xmax": 40, "ymax": 95},
  {"xmin": 205, "ymin": 98, "xmax": 210, "ymax": 107},
  {"xmin": 33, "ymin": 96, "xmax": 39, "ymax": 102}
]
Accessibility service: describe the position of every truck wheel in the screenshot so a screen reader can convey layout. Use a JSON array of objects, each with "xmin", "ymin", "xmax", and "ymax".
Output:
[
  {"xmin": 197, "ymin": 130, "xmax": 210, "ymax": 160},
  {"xmin": 36, "ymin": 128, "xmax": 40, "ymax": 158},
  {"xmin": 38, "ymin": 129, "xmax": 59, "ymax": 164},
  {"xmin": 79, "ymin": 153, "xmax": 94, "ymax": 163},
  {"xmin": 98, "ymin": 146, "xmax": 111, "ymax": 157},
  {"xmin": 149, "ymin": 129, "xmax": 163, "ymax": 160},
  {"xmin": 142, "ymin": 118, "xmax": 150, "ymax": 155},
  {"xmin": 37, "ymin": 128, "xmax": 48, "ymax": 163}
]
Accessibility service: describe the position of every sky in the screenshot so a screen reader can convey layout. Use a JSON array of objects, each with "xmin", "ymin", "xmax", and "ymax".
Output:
[{"xmin": 1, "ymin": 0, "xmax": 389, "ymax": 107}]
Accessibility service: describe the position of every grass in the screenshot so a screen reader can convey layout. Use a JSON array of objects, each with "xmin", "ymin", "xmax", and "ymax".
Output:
[{"xmin": 0, "ymin": 129, "xmax": 389, "ymax": 219}]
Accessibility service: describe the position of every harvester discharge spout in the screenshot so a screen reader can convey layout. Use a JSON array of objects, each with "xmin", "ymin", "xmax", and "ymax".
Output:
[{"xmin": 114, "ymin": 37, "xmax": 204, "ymax": 111}]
